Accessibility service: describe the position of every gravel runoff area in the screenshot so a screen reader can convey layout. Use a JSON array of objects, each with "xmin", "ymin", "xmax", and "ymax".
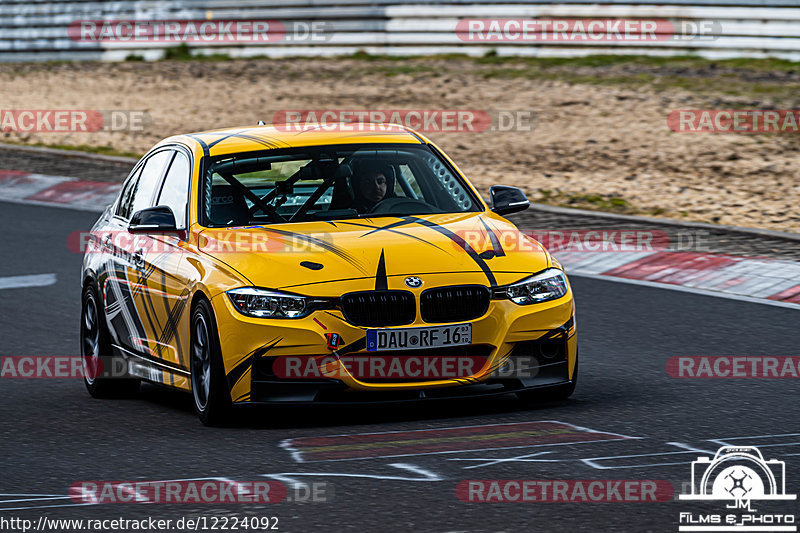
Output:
[
  {"xmin": 1, "ymin": 57, "xmax": 799, "ymax": 233},
  {"xmin": 1, "ymin": 143, "xmax": 798, "ymax": 263}
]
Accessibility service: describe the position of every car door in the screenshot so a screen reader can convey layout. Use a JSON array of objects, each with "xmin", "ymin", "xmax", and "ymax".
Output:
[
  {"xmin": 103, "ymin": 149, "xmax": 172, "ymax": 357},
  {"xmin": 131, "ymin": 147, "xmax": 194, "ymax": 377}
]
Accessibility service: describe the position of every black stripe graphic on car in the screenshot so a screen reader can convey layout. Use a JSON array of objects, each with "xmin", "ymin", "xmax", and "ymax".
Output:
[
  {"xmin": 157, "ymin": 288, "xmax": 190, "ymax": 366},
  {"xmin": 155, "ymin": 270, "xmax": 184, "ymax": 360},
  {"xmin": 340, "ymin": 220, "xmax": 451, "ymax": 253},
  {"xmin": 135, "ymin": 252, "xmax": 185, "ymax": 361},
  {"xmin": 374, "ymin": 250, "xmax": 388, "ymax": 291},
  {"xmin": 480, "ymin": 217, "xmax": 506, "ymax": 257},
  {"xmin": 128, "ymin": 253, "xmax": 165, "ymax": 355},
  {"xmin": 257, "ymin": 227, "xmax": 369, "ymax": 275},
  {"xmin": 186, "ymin": 134, "xmax": 210, "ymax": 158},
  {"xmin": 226, "ymin": 337, "xmax": 283, "ymax": 391},
  {"xmin": 401, "ymin": 216, "xmax": 497, "ymax": 287},
  {"xmin": 334, "ymin": 336, "xmax": 367, "ymax": 357}
]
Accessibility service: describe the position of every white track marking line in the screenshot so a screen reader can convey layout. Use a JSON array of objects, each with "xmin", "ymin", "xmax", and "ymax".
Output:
[
  {"xmin": 580, "ymin": 441, "xmax": 716, "ymax": 470},
  {"xmin": 708, "ymin": 432, "xmax": 800, "ymax": 446},
  {"xmin": 707, "ymin": 440, "xmax": 800, "ymax": 450},
  {"xmin": 262, "ymin": 463, "xmax": 443, "ymax": 488},
  {"xmin": 285, "ymin": 437, "xmax": 640, "ymax": 464},
  {"xmin": 0, "ymin": 493, "xmax": 62, "ymax": 497},
  {"xmin": 569, "ymin": 272, "xmax": 800, "ymax": 310},
  {"xmin": 668, "ymin": 441, "xmax": 718, "ymax": 455},
  {"xmin": 0, "ymin": 273, "xmax": 57, "ymax": 290},
  {"xmin": 0, "ymin": 493, "xmax": 93, "ymax": 512},
  {"xmin": 0, "ymin": 502, "xmax": 97, "ymax": 512},
  {"xmin": 0, "ymin": 496, "xmax": 71, "ymax": 503},
  {"xmin": 453, "ymin": 451, "xmax": 558, "ymax": 470}
]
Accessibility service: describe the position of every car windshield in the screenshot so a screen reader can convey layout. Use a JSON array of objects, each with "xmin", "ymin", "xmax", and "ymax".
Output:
[{"xmin": 201, "ymin": 143, "xmax": 481, "ymax": 226}]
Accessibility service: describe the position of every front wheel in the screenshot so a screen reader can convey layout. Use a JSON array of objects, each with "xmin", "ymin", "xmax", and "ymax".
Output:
[{"xmin": 190, "ymin": 298, "xmax": 232, "ymax": 426}]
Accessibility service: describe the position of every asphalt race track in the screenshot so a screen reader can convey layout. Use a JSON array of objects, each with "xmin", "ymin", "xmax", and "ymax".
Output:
[{"xmin": 1, "ymin": 200, "xmax": 798, "ymax": 533}]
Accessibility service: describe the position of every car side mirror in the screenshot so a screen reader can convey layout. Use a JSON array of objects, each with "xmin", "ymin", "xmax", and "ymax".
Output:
[
  {"xmin": 490, "ymin": 185, "xmax": 530, "ymax": 215},
  {"xmin": 128, "ymin": 205, "xmax": 179, "ymax": 233}
]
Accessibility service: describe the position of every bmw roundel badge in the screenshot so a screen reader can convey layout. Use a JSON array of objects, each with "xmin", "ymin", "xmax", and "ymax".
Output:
[{"xmin": 405, "ymin": 276, "xmax": 423, "ymax": 288}]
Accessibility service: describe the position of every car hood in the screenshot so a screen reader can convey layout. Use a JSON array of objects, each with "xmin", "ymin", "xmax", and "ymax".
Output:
[{"xmin": 197, "ymin": 212, "xmax": 550, "ymax": 292}]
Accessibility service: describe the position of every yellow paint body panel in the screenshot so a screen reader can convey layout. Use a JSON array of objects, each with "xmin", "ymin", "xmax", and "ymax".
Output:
[{"xmin": 90, "ymin": 125, "xmax": 577, "ymax": 401}]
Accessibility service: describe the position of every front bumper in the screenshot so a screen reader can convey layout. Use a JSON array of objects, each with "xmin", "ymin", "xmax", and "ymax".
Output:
[
  {"xmin": 211, "ymin": 276, "xmax": 577, "ymax": 405},
  {"xmin": 247, "ymin": 361, "xmax": 572, "ymax": 405}
]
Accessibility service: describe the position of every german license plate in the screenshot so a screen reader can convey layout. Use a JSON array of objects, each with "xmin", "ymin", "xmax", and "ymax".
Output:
[{"xmin": 366, "ymin": 323, "xmax": 472, "ymax": 352}]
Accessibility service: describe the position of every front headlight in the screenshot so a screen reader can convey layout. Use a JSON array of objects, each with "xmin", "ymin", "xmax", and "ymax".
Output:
[
  {"xmin": 227, "ymin": 287, "xmax": 332, "ymax": 318},
  {"xmin": 493, "ymin": 268, "xmax": 568, "ymax": 305}
]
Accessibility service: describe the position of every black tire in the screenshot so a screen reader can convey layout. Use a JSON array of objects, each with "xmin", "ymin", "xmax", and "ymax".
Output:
[
  {"xmin": 517, "ymin": 352, "xmax": 578, "ymax": 405},
  {"xmin": 190, "ymin": 298, "xmax": 232, "ymax": 426},
  {"xmin": 81, "ymin": 283, "xmax": 140, "ymax": 398}
]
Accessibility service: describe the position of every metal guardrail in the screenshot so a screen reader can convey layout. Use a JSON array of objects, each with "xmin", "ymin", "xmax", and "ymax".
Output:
[{"xmin": 3, "ymin": 0, "xmax": 800, "ymax": 62}]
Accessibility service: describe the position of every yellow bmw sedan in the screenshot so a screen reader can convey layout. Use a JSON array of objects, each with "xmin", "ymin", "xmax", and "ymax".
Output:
[{"xmin": 80, "ymin": 124, "xmax": 577, "ymax": 425}]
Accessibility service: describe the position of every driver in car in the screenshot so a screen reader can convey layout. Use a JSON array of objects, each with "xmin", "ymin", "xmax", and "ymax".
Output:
[{"xmin": 352, "ymin": 161, "xmax": 390, "ymax": 213}]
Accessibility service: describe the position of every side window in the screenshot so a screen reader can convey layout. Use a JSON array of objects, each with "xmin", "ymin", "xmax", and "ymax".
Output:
[
  {"xmin": 115, "ymin": 166, "xmax": 143, "ymax": 219},
  {"xmin": 127, "ymin": 150, "xmax": 172, "ymax": 218},
  {"xmin": 156, "ymin": 151, "xmax": 191, "ymax": 229}
]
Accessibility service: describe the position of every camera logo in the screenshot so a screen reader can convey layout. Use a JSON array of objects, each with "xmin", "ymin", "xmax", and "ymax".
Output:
[
  {"xmin": 681, "ymin": 446, "xmax": 794, "ymax": 504},
  {"xmin": 678, "ymin": 446, "xmax": 796, "ymax": 532}
]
